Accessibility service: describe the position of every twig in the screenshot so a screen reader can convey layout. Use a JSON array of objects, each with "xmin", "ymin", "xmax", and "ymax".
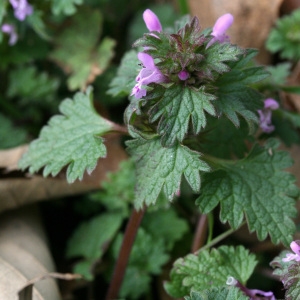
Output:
[
  {"xmin": 18, "ymin": 272, "xmax": 82, "ymax": 300},
  {"xmin": 191, "ymin": 214, "xmax": 208, "ymax": 252},
  {"xmin": 105, "ymin": 206, "xmax": 146, "ymax": 300}
]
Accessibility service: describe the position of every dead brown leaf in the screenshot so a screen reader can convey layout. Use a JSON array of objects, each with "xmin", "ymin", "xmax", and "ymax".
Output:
[
  {"xmin": 0, "ymin": 134, "xmax": 127, "ymax": 214},
  {"xmin": 188, "ymin": 0, "xmax": 284, "ymax": 64},
  {"xmin": 18, "ymin": 272, "xmax": 81, "ymax": 300},
  {"xmin": 0, "ymin": 205, "xmax": 61, "ymax": 300},
  {"xmin": 0, "ymin": 145, "xmax": 28, "ymax": 171}
]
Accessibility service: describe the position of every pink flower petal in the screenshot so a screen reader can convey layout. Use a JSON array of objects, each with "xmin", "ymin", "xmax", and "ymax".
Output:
[
  {"xmin": 138, "ymin": 52, "xmax": 155, "ymax": 69},
  {"xmin": 178, "ymin": 70, "xmax": 190, "ymax": 81},
  {"xmin": 212, "ymin": 13, "xmax": 234, "ymax": 37},
  {"xmin": 207, "ymin": 13, "xmax": 233, "ymax": 48},
  {"xmin": 143, "ymin": 9, "xmax": 162, "ymax": 32},
  {"xmin": 264, "ymin": 98, "xmax": 279, "ymax": 110},
  {"xmin": 1, "ymin": 23, "xmax": 18, "ymax": 45},
  {"xmin": 290, "ymin": 240, "xmax": 300, "ymax": 256}
]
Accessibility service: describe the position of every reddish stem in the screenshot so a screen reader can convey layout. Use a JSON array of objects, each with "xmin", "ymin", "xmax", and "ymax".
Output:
[
  {"xmin": 191, "ymin": 214, "xmax": 208, "ymax": 253},
  {"xmin": 105, "ymin": 206, "xmax": 146, "ymax": 300}
]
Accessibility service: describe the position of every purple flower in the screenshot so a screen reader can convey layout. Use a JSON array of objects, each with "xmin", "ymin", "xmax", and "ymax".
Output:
[
  {"xmin": 283, "ymin": 240, "xmax": 300, "ymax": 262},
  {"xmin": 1, "ymin": 24, "xmax": 18, "ymax": 45},
  {"xmin": 207, "ymin": 13, "xmax": 234, "ymax": 48},
  {"xmin": 257, "ymin": 98, "xmax": 279, "ymax": 133},
  {"xmin": 178, "ymin": 70, "xmax": 190, "ymax": 81},
  {"xmin": 143, "ymin": 9, "xmax": 162, "ymax": 32},
  {"xmin": 9, "ymin": 0, "xmax": 33, "ymax": 21},
  {"xmin": 131, "ymin": 52, "xmax": 167, "ymax": 99},
  {"xmin": 247, "ymin": 289, "xmax": 275, "ymax": 300},
  {"xmin": 227, "ymin": 276, "xmax": 275, "ymax": 300}
]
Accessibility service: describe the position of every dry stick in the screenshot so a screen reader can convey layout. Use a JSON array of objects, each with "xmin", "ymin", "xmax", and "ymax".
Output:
[
  {"xmin": 191, "ymin": 214, "xmax": 208, "ymax": 253},
  {"xmin": 105, "ymin": 206, "xmax": 146, "ymax": 300}
]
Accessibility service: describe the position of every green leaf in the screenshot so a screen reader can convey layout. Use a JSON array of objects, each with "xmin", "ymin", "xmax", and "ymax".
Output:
[
  {"xmin": 200, "ymin": 42, "xmax": 244, "ymax": 78},
  {"xmin": 66, "ymin": 212, "xmax": 123, "ymax": 260},
  {"xmin": 271, "ymin": 249, "xmax": 300, "ymax": 300},
  {"xmin": 270, "ymin": 250, "xmax": 292, "ymax": 278},
  {"xmin": 266, "ymin": 8, "xmax": 300, "ymax": 60},
  {"xmin": 107, "ymin": 50, "xmax": 139, "ymax": 97},
  {"xmin": 50, "ymin": 8, "xmax": 115, "ymax": 91},
  {"xmin": 7, "ymin": 66, "xmax": 59, "ymax": 103},
  {"xmin": 19, "ymin": 87, "xmax": 114, "ymax": 183},
  {"xmin": 200, "ymin": 117, "xmax": 251, "ymax": 159},
  {"xmin": 142, "ymin": 208, "xmax": 189, "ymax": 250},
  {"xmin": 73, "ymin": 259, "xmax": 95, "ymax": 281},
  {"xmin": 119, "ymin": 266, "xmax": 151, "ymax": 300},
  {"xmin": 68, "ymin": 37, "xmax": 116, "ymax": 91},
  {"xmin": 0, "ymin": 1, "xmax": 7, "ymax": 25},
  {"xmin": 214, "ymin": 49, "xmax": 268, "ymax": 129},
  {"xmin": 149, "ymin": 85, "xmax": 216, "ymax": 147},
  {"xmin": 185, "ymin": 287, "xmax": 249, "ymax": 300},
  {"xmin": 92, "ymin": 159, "xmax": 136, "ymax": 215},
  {"xmin": 281, "ymin": 85, "xmax": 300, "ymax": 94},
  {"xmin": 50, "ymin": 0, "xmax": 83, "ymax": 15},
  {"xmin": 272, "ymin": 110, "xmax": 300, "ymax": 146},
  {"xmin": 165, "ymin": 245, "xmax": 257, "ymax": 298},
  {"xmin": 127, "ymin": 137, "xmax": 210, "ymax": 208},
  {"xmin": 280, "ymin": 110, "xmax": 300, "ymax": 128},
  {"xmin": 0, "ymin": 114, "xmax": 27, "ymax": 149},
  {"xmin": 196, "ymin": 139, "xmax": 298, "ymax": 245},
  {"xmin": 27, "ymin": 9, "xmax": 51, "ymax": 40},
  {"xmin": 258, "ymin": 63, "xmax": 291, "ymax": 90},
  {"xmin": 67, "ymin": 212, "xmax": 123, "ymax": 280},
  {"xmin": 0, "ymin": 34, "xmax": 49, "ymax": 68}
]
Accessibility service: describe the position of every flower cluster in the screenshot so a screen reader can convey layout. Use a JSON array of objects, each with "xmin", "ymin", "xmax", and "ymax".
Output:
[
  {"xmin": 258, "ymin": 98, "xmax": 279, "ymax": 133},
  {"xmin": 10, "ymin": 0, "xmax": 33, "ymax": 21},
  {"xmin": 1, "ymin": 0, "xmax": 33, "ymax": 46},
  {"xmin": 282, "ymin": 240, "xmax": 300, "ymax": 262},
  {"xmin": 131, "ymin": 9, "xmax": 166, "ymax": 99},
  {"xmin": 131, "ymin": 9, "xmax": 234, "ymax": 99},
  {"xmin": 1, "ymin": 24, "xmax": 17, "ymax": 45},
  {"xmin": 131, "ymin": 52, "xmax": 167, "ymax": 99}
]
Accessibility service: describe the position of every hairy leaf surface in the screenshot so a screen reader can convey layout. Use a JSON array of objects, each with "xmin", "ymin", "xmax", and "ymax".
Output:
[
  {"xmin": 185, "ymin": 287, "xmax": 249, "ymax": 300},
  {"xmin": 19, "ymin": 87, "xmax": 113, "ymax": 183},
  {"xmin": 196, "ymin": 139, "xmax": 298, "ymax": 245},
  {"xmin": 149, "ymin": 85, "xmax": 215, "ymax": 146},
  {"xmin": 271, "ymin": 250, "xmax": 300, "ymax": 300},
  {"xmin": 127, "ymin": 138, "xmax": 210, "ymax": 208},
  {"xmin": 215, "ymin": 49, "xmax": 269, "ymax": 129},
  {"xmin": 165, "ymin": 245, "xmax": 257, "ymax": 298}
]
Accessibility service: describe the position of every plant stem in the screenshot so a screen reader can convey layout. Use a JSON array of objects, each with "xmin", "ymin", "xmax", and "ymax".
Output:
[
  {"xmin": 111, "ymin": 122, "xmax": 129, "ymax": 135},
  {"xmin": 191, "ymin": 214, "xmax": 208, "ymax": 252},
  {"xmin": 207, "ymin": 212, "xmax": 214, "ymax": 244},
  {"xmin": 194, "ymin": 221, "xmax": 246, "ymax": 255},
  {"xmin": 105, "ymin": 206, "xmax": 146, "ymax": 300}
]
